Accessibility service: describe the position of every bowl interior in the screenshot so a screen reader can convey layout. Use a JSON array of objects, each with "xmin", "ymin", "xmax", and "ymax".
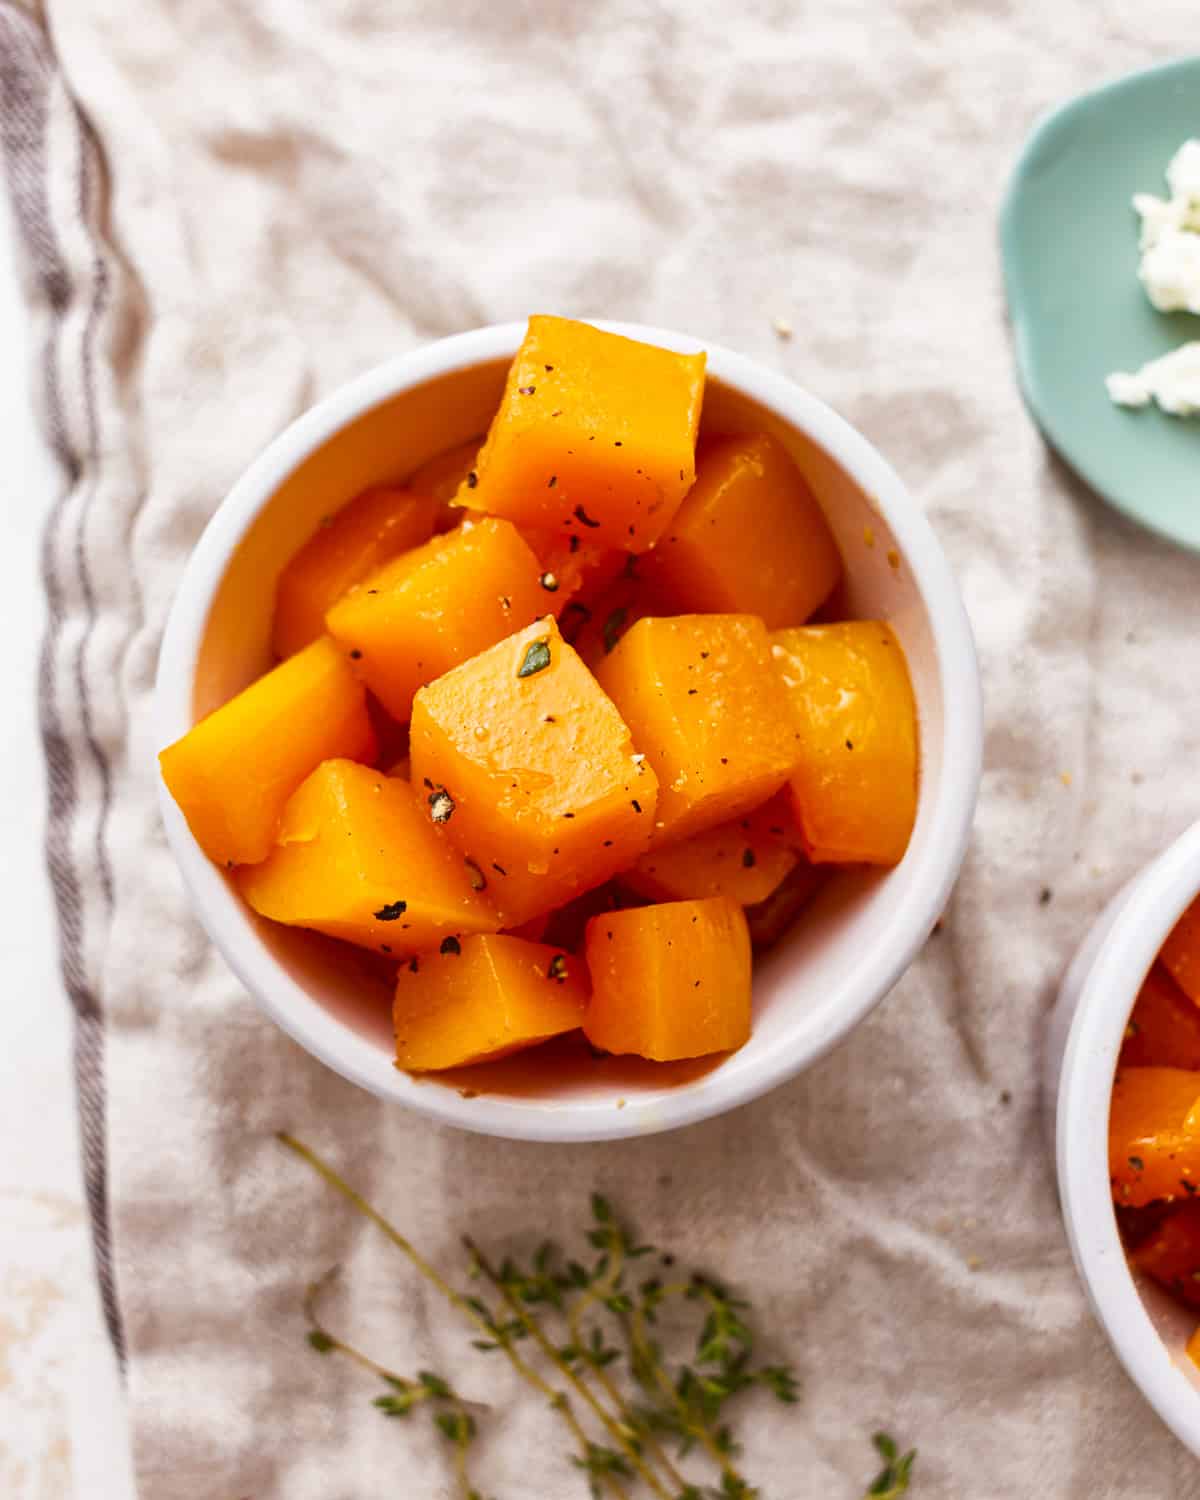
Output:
[{"xmin": 168, "ymin": 341, "xmax": 965, "ymax": 1138}]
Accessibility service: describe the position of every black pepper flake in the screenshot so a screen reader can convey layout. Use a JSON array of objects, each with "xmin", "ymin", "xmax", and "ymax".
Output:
[
  {"xmin": 569, "ymin": 535, "xmax": 581, "ymax": 553},
  {"xmin": 1128, "ymin": 1155, "xmax": 1145, "ymax": 1171},
  {"xmin": 464, "ymin": 858, "xmax": 487, "ymax": 891},
  {"xmin": 845, "ymin": 738, "xmax": 854, "ymax": 750},
  {"xmin": 720, "ymin": 757, "xmax": 728, "ymax": 765},
  {"xmin": 380, "ymin": 944, "xmax": 392, "ymax": 953},
  {"xmin": 517, "ymin": 638, "xmax": 552, "ymax": 677},
  {"xmin": 574, "ymin": 503, "xmax": 601, "ymax": 528},
  {"xmin": 1039, "ymin": 887, "xmax": 1053, "ymax": 906},
  {"xmin": 367, "ymin": 589, "xmax": 379, "ymax": 595},
  {"xmin": 349, "ymin": 649, "xmax": 363, "ymax": 660},
  {"xmin": 1185, "ymin": 1179, "xmax": 1198, "ymax": 1195},
  {"xmin": 631, "ymin": 799, "xmax": 642, "ymax": 814},
  {"xmin": 547, "ymin": 475, "xmax": 557, "ymax": 488},
  {"xmin": 373, "ymin": 900, "xmax": 407, "ymax": 921},
  {"xmin": 544, "ymin": 363, "xmax": 554, "ymax": 371},
  {"xmin": 622, "ymin": 554, "xmax": 640, "ymax": 582},
  {"xmin": 429, "ymin": 789, "xmax": 455, "ymax": 824},
  {"xmin": 603, "ymin": 607, "xmax": 628, "ymax": 654},
  {"xmin": 423, "ymin": 777, "xmax": 434, "ymax": 789},
  {"xmin": 518, "ymin": 384, "xmax": 536, "ymax": 395},
  {"xmin": 603, "ymin": 839, "xmax": 614, "ymax": 848},
  {"xmin": 742, "ymin": 848, "xmax": 756, "ymax": 868},
  {"xmin": 492, "ymin": 862, "xmax": 508, "ymax": 876},
  {"xmin": 548, "ymin": 954, "xmax": 569, "ymax": 983},
  {"xmin": 540, "ymin": 572, "xmax": 559, "ymax": 592},
  {"xmin": 466, "ymin": 470, "xmax": 478, "ymax": 489},
  {"xmin": 544, "ymin": 714, "xmax": 557, "ymax": 724},
  {"xmin": 408, "ymin": 957, "xmax": 420, "ymax": 974},
  {"xmin": 501, "ymin": 594, "xmax": 512, "ymax": 610},
  {"xmin": 563, "ymin": 812, "xmax": 575, "ymax": 819},
  {"xmin": 614, "ymin": 440, "xmax": 623, "ymax": 447},
  {"xmin": 694, "ymin": 979, "xmax": 701, "ymax": 988},
  {"xmin": 700, "ymin": 651, "xmax": 709, "ymax": 660},
  {"xmin": 440, "ymin": 936, "xmax": 462, "ymax": 956},
  {"xmin": 687, "ymin": 688, "xmax": 698, "ymax": 695}
]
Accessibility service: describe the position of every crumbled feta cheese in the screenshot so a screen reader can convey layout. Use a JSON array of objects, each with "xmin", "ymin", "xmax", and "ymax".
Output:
[
  {"xmin": 1106, "ymin": 342, "xmax": 1200, "ymax": 417},
  {"xmin": 1108, "ymin": 140, "xmax": 1200, "ymax": 417}
]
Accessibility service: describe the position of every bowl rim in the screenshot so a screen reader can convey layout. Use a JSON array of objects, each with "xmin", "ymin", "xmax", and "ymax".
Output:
[
  {"xmin": 155, "ymin": 318, "xmax": 983, "ymax": 1142},
  {"xmin": 1056, "ymin": 816, "xmax": 1200, "ymax": 1455}
]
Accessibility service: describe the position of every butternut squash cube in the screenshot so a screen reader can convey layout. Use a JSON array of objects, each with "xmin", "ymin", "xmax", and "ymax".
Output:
[
  {"xmin": 583, "ymin": 897, "xmax": 751, "ymax": 1061},
  {"xmin": 272, "ymin": 487, "xmax": 438, "ymax": 659},
  {"xmin": 237, "ymin": 759, "xmax": 497, "ymax": 953},
  {"xmin": 456, "ymin": 315, "xmax": 706, "ymax": 552},
  {"xmin": 407, "ymin": 437, "xmax": 482, "ymax": 532},
  {"xmin": 1162, "ymin": 897, "xmax": 1200, "ymax": 1007},
  {"xmin": 159, "ymin": 636, "xmax": 376, "ymax": 868},
  {"xmin": 1109, "ymin": 1067, "xmax": 1200, "ymax": 1207},
  {"xmin": 593, "ymin": 614, "xmax": 799, "ymax": 845},
  {"xmin": 325, "ymin": 517, "xmax": 546, "ymax": 723},
  {"xmin": 1120, "ymin": 964, "xmax": 1200, "ymax": 1070},
  {"xmin": 1131, "ymin": 1203, "xmax": 1200, "ymax": 1309},
  {"xmin": 623, "ymin": 792, "xmax": 801, "ymax": 906},
  {"xmin": 393, "ymin": 934, "xmax": 587, "ymax": 1071},
  {"xmin": 650, "ymin": 434, "xmax": 842, "ymax": 628},
  {"xmin": 771, "ymin": 622, "xmax": 918, "ymax": 866},
  {"xmin": 409, "ymin": 616, "xmax": 658, "ymax": 926}
]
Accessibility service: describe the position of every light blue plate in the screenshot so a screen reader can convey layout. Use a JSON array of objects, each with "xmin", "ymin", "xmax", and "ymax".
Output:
[{"xmin": 1001, "ymin": 57, "xmax": 1200, "ymax": 551}]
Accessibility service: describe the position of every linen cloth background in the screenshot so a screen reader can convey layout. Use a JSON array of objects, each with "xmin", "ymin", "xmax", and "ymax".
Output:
[{"xmin": 4, "ymin": 1, "xmax": 1200, "ymax": 1494}]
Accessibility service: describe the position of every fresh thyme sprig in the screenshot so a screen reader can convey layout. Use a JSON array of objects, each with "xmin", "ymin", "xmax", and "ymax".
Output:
[{"xmin": 279, "ymin": 1133, "xmax": 917, "ymax": 1499}]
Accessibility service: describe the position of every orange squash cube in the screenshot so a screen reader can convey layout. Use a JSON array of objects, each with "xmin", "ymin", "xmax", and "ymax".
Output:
[
  {"xmin": 1120, "ymin": 964, "xmax": 1200, "ymax": 1070},
  {"xmin": 521, "ymin": 528, "xmax": 626, "ymax": 610},
  {"xmin": 408, "ymin": 437, "xmax": 482, "ymax": 532},
  {"xmin": 409, "ymin": 616, "xmax": 658, "ymax": 926},
  {"xmin": 593, "ymin": 614, "xmax": 799, "ymax": 846},
  {"xmin": 325, "ymin": 517, "xmax": 546, "ymax": 723},
  {"xmin": 456, "ymin": 315, "xmax": 706, "ymax": 552},
  {"xmin": 1130, "ymin": 1202, "xmax": 1200, "ymax": 1308},
  {"xmin": 1109, "ymin": 1067, "xmax": 1200, "ymax": 1207},
  {"xmin": 272, "ymin": 488, "xmax": 438, "ymax": 659},
  {"xmin": 649, "ymin": 434, "xmax": 842, "ymax": 628},
  {"xmin": 583, "ymin": 897, "xmax": 751, "ymax": 1061},
  {"xmin": 393, "ymin": 934, "xmax": 587, "ymax": 1071},
  {"xmin": 623, "ymin": 792, "xmax": 801, "ymax": 906},
  {"xmin": 1162, "ymin": 897, "xmax": 1200, "ymax": 1008},
  {"xmin": 237, "ymin": 759, "xmax": 497, "ymax": 953},
  {"xmin": 159, "ymin": 637, "xmax": 376, "ymax": 868},
  {"xmin": 771, "ymin": 622, "xmax": 918, "ymax": 866}
]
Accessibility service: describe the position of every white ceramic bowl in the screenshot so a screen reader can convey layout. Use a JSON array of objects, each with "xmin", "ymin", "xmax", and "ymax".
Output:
[
  {"xmin": 156, "ymin": 320, "xmax": 983, "ymax": 1142},
  {"xmin": 1048, "ymin": 818, "xmax": 1200, "ymax": 1456}
]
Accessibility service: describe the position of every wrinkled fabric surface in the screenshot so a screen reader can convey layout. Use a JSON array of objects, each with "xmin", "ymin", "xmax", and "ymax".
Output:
[{"xmin": 6, "ymin": 0, "xmax": 1200, "ymax": 1494}]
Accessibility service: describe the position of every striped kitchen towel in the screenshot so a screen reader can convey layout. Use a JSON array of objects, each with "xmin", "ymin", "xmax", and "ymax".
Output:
[{"xmin": 4, "ymin": 1, "xmax": 1200, "ymax": 1495}]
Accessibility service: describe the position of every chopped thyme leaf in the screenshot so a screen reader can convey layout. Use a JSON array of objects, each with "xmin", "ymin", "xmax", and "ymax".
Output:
[
  {"xmin": 373, "ymin": 900, "xmax": 407, "ymax": 921},
  {"xmin": 429, "ymin": 790, "xmax": 455, "ymax": 824},
  {"xmin": 602, "ymin": 607, "xmax": 628, "ymax": 654},
  {"xmin": 517, "ymin": 638, "xmax": 552, "ymax": 677}
]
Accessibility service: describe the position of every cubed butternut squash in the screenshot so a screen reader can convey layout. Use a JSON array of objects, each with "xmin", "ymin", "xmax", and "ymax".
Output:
[
  {"xmin": 456, "ymin": 315, "xmax": 706, "ymax": 552},
  {"xmin": 159, "ymin": 636, "xmax": 376, "ymax": 868},
  {"xmin": 325, "ymin": 517, "xmax": 546, "ymax": 723},
  {"xmin": 392, "ymin": 934, "xmax": 587, "ymax": 1070},
  {"xmin": 1162, "ymin": 897, "xmax": 1200, "ymax": 1008},
  {"xmin": 1130, "ymin": 1202, "xmax": 1200, "ymax": 1308},
  {"xmin": 410, "ymin": 616, "xmax": 658, "ymax": 925},
  {"xmin": 236, "ymin": 759, "xmax": 497, "ymax": 953},
  {"xmin": 407, "ymin": 437, "xmax": 482, "ymax": 532},
  {"xmin": 649, "ymin": 433, "xmax": 842, "ymax": 628},
  {"xmin": 623, "ymin": 791, "xmax": 801, "ymax": 906},
  {"xmin": 1109, "ymin": 1067, "xmax": 1200, "ymax": 1206},
  {"xmin": 583, "ymin": 897, "xmax": 751, "ymax": 1061},
  {"xmin": 272, "ymin": 487, "xmax": 438, "ymax": 659},
  {"xmin": 1120, "ymin": 964, "xmax": 1200, "ymax": 1070},
  {"xmin": 771, "ymin": 622, "xmax": 918, "ymax": 866},
  {"xmin": 593, "ymin": 614, "xmax": 799, "ymax": 845},
  {"xmin": 521, "ymin": 528, "xmax": 626, "ymax": 610}
]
